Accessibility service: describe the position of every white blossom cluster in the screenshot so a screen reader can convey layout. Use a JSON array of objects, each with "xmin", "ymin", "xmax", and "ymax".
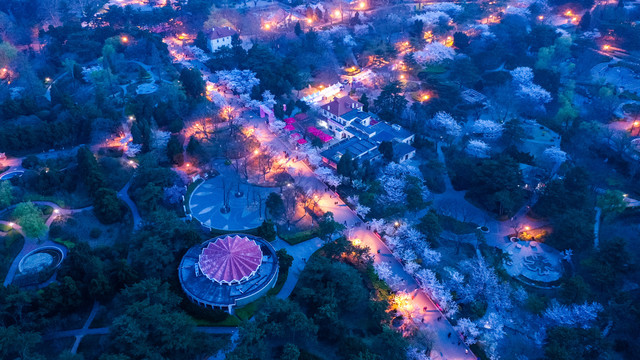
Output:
[
  {"xmin": 510, "ymin": 67, "xmax": 552, "ymax": 104},
  {"xmin": 413, "ymin": 42, "xmax": 456, "ymax": 64},
  {"xmin": 215, "ymin": 69, "xmax": 260, "ymax": 94}
]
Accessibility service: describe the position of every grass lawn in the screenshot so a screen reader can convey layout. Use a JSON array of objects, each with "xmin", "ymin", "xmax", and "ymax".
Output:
[
  {"xmin": 278, "ymin": 228, "xmax": 319, "ymax": 245},
  {"xmin": 0, "ymin": 230, "xmax": 24, "ymax": 283},
  {"xmin": 52, "ymin": 211, "xmax": 131, "ymax": 248},
  {"xmin": 437, "ymin": 213, "xmax": 479, "ymax": 234},
  {"xmin": 184, "ymin": 178, "xmax": 204, "ymax": 214}
]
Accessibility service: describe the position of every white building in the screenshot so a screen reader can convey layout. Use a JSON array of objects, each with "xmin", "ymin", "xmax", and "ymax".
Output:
[{"xmin": 208, "ymin": 27, "xmax": 237, "ymax": 52}]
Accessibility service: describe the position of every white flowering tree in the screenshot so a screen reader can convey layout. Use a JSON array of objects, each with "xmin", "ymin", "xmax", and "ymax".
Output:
[
  {"xmin": 431, "ymin": 111, "xmax": 462, "ymax": 140},
  {"xmin": 465, "ymin": 140, "xmax": 491, "ymax": 158},
  {"xmin": 472, "ymin": 120, "xmax": 504, "ymax": 138},
  {"xmin": 455, "ymin": 318, "xmax": 480, "ymax": 345},
  {"xmin": 125, "ymin": 144, "xmax": 142, "ymax": 158},
  {"xmin": 540, "ymin": 146, "xmax": 567, "ymax": 170},
  {"xmin": 269, "ymin": 120, "xmax": 286, "ymax": 132},
  {"xmin": 411, "ymin": 11, "xmax": 451, "ymax": 27},
  {"xmin": 413, "ymin": 42, "xmax": 455, "ymax": 64},
  {"xmin": 215, "ymin": 69, "xmax": 260, "ymax": 95},
  {"xmin": 543, "ymin": 300, "xmax": 603, "ymax": 329},
  {"xmin": 152, "ymin": 130, "xmax": 171, "ymax": 149},
  {"xmin": 510, "ymin": 67, "xmax": 552, "ymax": 108}
]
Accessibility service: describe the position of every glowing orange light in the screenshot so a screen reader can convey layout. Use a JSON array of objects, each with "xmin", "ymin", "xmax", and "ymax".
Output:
[
  {"xmin": 538, "ymin": 15, "xmax": 544, "ymax": 20},
  {"xmin": 186, "ymin": 163, "xmax": 191, "ymax": 167},
  {"xmin": 422, "ymin": 94, "xmax": 430, "ymax": 101},
  {"xmin": 603, "ymin": 44, "xmax": 611, "ymax": 51},
  {"xmin": 352, "ymin": 238, "xmax": 361, "ymax": 246},
  {"xmin": 572, "ymin": 17, "xmax": 578, "ymax": 22},
  {"xmin": 307, "ymin": 18, "xmax": 312, "ymax": 24},
  {"xmin": 319, "ymin": 85, "xmax": 324, "ymax": 89},
  {"xmin": 400, "ymin": 74, "xmax": 405, "ymax": 79},
  {"xmin": 634, "ymin": 120, "xmax": 640, "ymax": 127},
  {"xmin": 121, "ymin": 36, "xmax": 129, "ymax": 43},
  {"xmin": 524, "ymin": 226, "xmax": 531, "ymax": 231},
  {"xmin": 254, "ymin": 149, "xmax": 259, "ymax": 155},
  {"xmin": 359, "ymin": 1, "xmax": 365, "ymax": 9},
  {"xmin": 564, "ymin": 10, "xmax": 573, "ymax": 16},
  {"xmin": 264, "ymin": 23, "xmax": 271, "ymax": 30},
  {"xmin": 334, "ymin": 10, "xmax": 341, "ymax": 17}
]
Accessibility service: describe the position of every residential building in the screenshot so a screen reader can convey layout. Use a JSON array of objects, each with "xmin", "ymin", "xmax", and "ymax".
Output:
[
  {"xmin": 208, "ymin": 27, "xmax": 237, "ymax": 52},
  {"xmin": 320, "ymin": 96, "xmax": 416, "ymax": 167}
]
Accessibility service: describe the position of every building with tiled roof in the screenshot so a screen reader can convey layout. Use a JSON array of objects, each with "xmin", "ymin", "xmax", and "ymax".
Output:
[
  {"xmin": 319, "ymin": 97, "xmax": 416, "ymax": 167},
  {"xmin": 208, "ymin": 27, "xmax": 238, "ymax": 52}
]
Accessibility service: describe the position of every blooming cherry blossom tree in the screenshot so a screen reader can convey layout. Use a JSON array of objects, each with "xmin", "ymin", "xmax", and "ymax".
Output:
[
  {"xmin": 543, "ymin": 300, "xmax": 603, "ymax": 329},
  {"xmin": 466, "ymin": 140, "xmax": 491, "ymax": 158},
  {"xmin": 472, "ymin": 120, "xmax": 504, "ymax": 138},
  {"xmin": 414, "ymin": 42, "xmax": 455, "ymax": 64},
  {"xmin": 215, "ymin": 69, "xmax": 260, "ymax": 95},
  {"xmin": 455, "ymin": 318, "xmax": 480, "ymax": 345},
  {"xmin": 431, "ymin": 111, "xmax": 462, "ymax": 138}
]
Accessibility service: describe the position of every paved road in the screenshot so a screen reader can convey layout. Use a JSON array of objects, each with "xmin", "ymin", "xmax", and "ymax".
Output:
[
  {"xmin": 273, "ymin": 237, "xmax": 325, "ymax": 299},
  {"xmin": 248, "ymin": 116, "xmax": 477, "ymax": 359}
]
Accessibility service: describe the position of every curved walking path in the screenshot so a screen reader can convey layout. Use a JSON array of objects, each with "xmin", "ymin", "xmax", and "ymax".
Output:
[
  {"xmin": 118, "ymin": 179, "xmax": 142, "ymax": 230},
  {"xmin": 2, "ymin": 201, "xmax": 93, "ymax": 286},
  {"xmin": 273, "ymin": 237, "xmax": 325, "ymax": 299}
]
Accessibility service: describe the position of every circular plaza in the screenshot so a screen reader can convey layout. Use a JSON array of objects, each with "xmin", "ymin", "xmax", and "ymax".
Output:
[
  {"xmin": 178, "ymin": 234, "xmax": 278, "ymax": 312},
  {"xmin": 188, "ymin": 175, "xmax": 278, "ymax": 231}
]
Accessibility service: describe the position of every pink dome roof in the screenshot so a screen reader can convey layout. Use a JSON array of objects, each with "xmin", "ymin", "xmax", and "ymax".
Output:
[{"xmin": 198, "ymin": 235, "xmax": 263, "ymax": 285}]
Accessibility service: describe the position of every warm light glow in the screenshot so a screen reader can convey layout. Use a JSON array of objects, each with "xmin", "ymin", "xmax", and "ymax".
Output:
[
  {"xmin": 634, "ymin": 120, "xmax": 640, "ymax": 127},
  {"xmin": 264, "ymin": 23, "xmax": 271, "ymax": 30},
  {"xmin": 359, "ymin": 1, "xmax": 365, "ymax": 9},
  {"xmin": 45, "ymin": 77, "xmax": 51, "ymax": 83},
  {"xmin": 128, "ymin": 160, "xmax": 134, "ymax": 165},
  {"xmin": 314, "ymin": 195, "xmax": 319, "ymax": 200},
  {"xmin": 121, "ymin": 36, "xmax": 129, "ymax": 43},
  {"xmin": 602, "ymin": 44, "xmax": 611, "ymax": 51},
  {"xmin": 1, "ymin": 68, "xmax": 7, "ymax": 73},
  {"xmin": 54, "ymin": 209, "xmax": 60, "ymax": 214},
  {"xmin": 422, "ymin": 94, "xmax": 430, "ymax": 101},
  {"xmin": 572, "ymin": 17, "xmax": 578, "ymax": 22},
  {"xmin": 538, "ymin": 15, "xmax": 544, "ymax": 20},
  {"xmin": 254, "ymin": 149, "xmax": 260, "ymax": 155},
  {"xmin": 334, "ymin": 10, "xmax": 341, "ymax": 17},
  {"xmin": 9, "ymin": 222, "xmax": 14, "ymax": 228},
  {"xmin": 319, "ymin": 85, "xmax": 324, "ymax": 89},
  {"xmin": 394, "ymin": 221, "xmax": 400, "ymax": 227},
  {"xmin": 128, "ymin": 115, "xmax": 135, "ymax": 121},
  {"xmin": 564, "ymin": 10, "xmax": 573, "ymax": 16},
  {"xmin": 307, "ymin": 18, "xmax": 312, "ymax": 24},
  {"xmin": 399, "ymin": 74, "xmax": 405, "ymax": 79},
  {"xmin": 623, "ymin": 193, "xmax": 628, "ymax": 197},
  {"xmin": 352, "ymin": 238, "xmax": 361, "ymax": 246},
  {"xmin": 524, "ymin": 226, "xmax": 531, "ymax": 231}
]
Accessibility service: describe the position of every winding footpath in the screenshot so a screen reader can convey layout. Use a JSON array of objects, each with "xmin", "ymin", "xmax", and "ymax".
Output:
[{"xmin": 1, "ymin": 201, "xmax": 93, "ymax": 287}]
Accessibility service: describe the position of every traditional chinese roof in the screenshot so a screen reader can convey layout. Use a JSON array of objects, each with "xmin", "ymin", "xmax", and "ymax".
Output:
[{"xmin": 198, "ymin": 235, "xmax": 262, "ymax": 285}]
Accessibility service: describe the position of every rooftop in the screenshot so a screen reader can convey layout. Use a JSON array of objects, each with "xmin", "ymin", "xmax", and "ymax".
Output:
[
  {"xmin": 322, "ymin": 96, "xmax": 362, "ymax": 117},
  {"xmin": 210, "ymin": 27, "xmax": 237, "ymax": 40},
  {"xmin": 198, "ymin": 235, "xmax": 262, "ymax": 285}
]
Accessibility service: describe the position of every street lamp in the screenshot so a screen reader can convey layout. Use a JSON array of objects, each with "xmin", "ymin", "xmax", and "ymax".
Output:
[
  {"xmin": 9, "ymin": 222, "xmax": 14, "ymax": 228},
  {"xmin": 121, "ymin": 36, "xmax": 129, "ymax": 44}
]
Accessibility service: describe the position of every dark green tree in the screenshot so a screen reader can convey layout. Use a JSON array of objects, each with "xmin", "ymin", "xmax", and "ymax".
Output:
[
  {"xmin": 166, "ymin": 135, "xmax": 184, "ymax": 165},
  {"xmin": 378, "ymin": 141, "xmax": 394, "ymax": 162},
  {"xmin": 179, "ymin": 68, "xmax": 205, "ymax": 99},
  {"xmin": 93, "ymin": 187, "xmax": 124, "ymax": 224}
]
